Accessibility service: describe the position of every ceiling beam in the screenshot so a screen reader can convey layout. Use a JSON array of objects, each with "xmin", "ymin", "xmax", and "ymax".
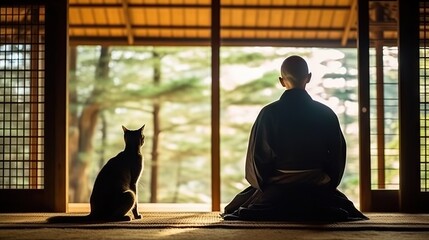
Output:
[
  {"xmin": 370, "ymin": 22, "xmax": 397, "ymax": 31},
  {"xmin": 68, "ymin": 3, "xmax": 349, "ymax": 10},
  {"xmin": 121, "ymin": 0, "xmax": 134, "ymax": 45},
  {"xmin": 69, "ymin": 24, "xmax": 355, "ymax": 32},
  {"xmin": 68, "ymin": 36, "xmax": 358, "ymax": 48},
  {"xmin": 342, "ymin": 0, "xmax": 357, "ymax": 46}
]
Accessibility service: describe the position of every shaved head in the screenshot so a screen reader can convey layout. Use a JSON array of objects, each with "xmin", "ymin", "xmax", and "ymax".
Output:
[{"xmin": 280, "ymin": 55, "xmax": 310, "ymax": 87}]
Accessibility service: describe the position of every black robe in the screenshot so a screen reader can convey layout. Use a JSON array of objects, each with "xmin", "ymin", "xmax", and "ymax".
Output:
[{"xmin": 222, "ymin": 89, "xmax": 367, "ymax": 221}]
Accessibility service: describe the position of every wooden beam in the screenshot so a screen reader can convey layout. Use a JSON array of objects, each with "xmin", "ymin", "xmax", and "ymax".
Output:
[
  {"xmin": 68, "ymin": 3, "xmax": 350, "ymax": 10},
  {"xmin": 370, "ymin": 22, "xmax": 397, "ymax": 31},
  {"xmin": 121, "ymin": 0, "xmax": 134, "ymax": 45},
  {"xmin": 69, "ymin": 23, "xmax": 353, "ymax": 32},
  {"xmin": 398, "ymin": 0, "xmax": 422, "ymax": 212},
  {"xmin": 211, "ymin": 0, "xmax": 221, "ymax": 212},
  {"xmin": 358, "ymin": 0, "xmax": 372, "ymax": 212},
  {"xmin": 69, "ymin": 24, "xmax": 210, "ymax": 29},
  {"xmin": 69, "ymin": 36, "xmax": 358, "ymax": 48},
  {"xmin": 341, "ymin": 0, "xmax": 357, "ymax": 46},
  {"xmin": 222, "ymin": 4, "xmax": 349, "ymax": 10}
]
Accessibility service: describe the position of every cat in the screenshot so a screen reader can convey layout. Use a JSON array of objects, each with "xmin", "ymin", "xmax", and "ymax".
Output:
[{"xmin": 48, "ymin": 125, "xmax": 145, "ymax": 223}]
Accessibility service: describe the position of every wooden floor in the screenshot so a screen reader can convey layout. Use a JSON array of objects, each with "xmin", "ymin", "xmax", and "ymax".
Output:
[
  {"xmin": 68, "ymin": 203, "xmax": 213, "ymax": 213},
  {"xmin": 1, "ymin": 227, "xmax": 428, "ymax": 240},
  {"xmin": 1, "ymin": 211, "xmax": 429, "ymax": 240}
]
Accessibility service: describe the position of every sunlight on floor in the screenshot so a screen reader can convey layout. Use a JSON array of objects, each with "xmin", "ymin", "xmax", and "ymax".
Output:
[
  {"xmin": 156, "ymin": 228, "xmax": 197, "ymax": 238},
  {"xmin": 68, "ymin": 203, "xmax": 216, "ymax": 213}
]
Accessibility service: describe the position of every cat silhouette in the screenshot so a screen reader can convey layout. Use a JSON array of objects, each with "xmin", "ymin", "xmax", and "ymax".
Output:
[{"xmin": 48, "ymin": 125, "xmax": 145, "ymax": 223}]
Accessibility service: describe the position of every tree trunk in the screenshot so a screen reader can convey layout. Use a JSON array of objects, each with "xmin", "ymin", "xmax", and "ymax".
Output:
[
  {"xmin": 68, "ymin": 46, "xmax": 79, "ymax": 202},
  {"xmin": 70, "ymin": 46, "xmax": 111, "ymax": 202},
  {"xmin": 99, "ymin": 112, "xmax": 107, "ymax": 169},
  {"xmin": 173, "ymin": 159, "xmax": 182, "ymax": 203},
  {"xmin": 150, "ymin": 50, "xmax": 161, "ymax": 203},
  {"xmin": 74, "ymin": 104, "xmax": 100, "ymax": 202}
]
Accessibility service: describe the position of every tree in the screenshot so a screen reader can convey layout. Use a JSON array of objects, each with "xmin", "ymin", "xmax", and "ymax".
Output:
[
  {"xmin": 219, "ymin": 47, "xmax": 362, "ymax": 204},
  {"xmin": 69, "ymin": 46, "xmax": 212, "ymax": 203},
  {"xmin": 69, "ymin": 46, "xmax": 112, "ymax": 202},
  {"xmin": 69, "ymin": 46, "xmax": 363, "ymax": 205}
]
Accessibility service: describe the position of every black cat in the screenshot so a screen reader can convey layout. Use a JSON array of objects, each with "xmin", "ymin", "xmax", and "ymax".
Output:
[{"xmin": 48, "ymin": 125, "xmax": 145, "ymax": 223}]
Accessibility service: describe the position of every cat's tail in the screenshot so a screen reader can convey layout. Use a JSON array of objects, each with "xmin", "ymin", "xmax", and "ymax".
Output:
[{"xmin": 46, "ymin": 214, "xmax": 93, "ymax": 223}]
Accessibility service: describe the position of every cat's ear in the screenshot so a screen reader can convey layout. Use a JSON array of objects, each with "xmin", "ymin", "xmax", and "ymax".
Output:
[
  {"xmin": 139, "ymin": 124, "xmax": 145, "ymax": 132},
  {"xmin": 122, "ymin": 125, "xmax": 128, "ymax": 132}
]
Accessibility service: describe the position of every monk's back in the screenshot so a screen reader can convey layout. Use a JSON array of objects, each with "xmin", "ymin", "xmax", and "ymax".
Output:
[{"xmin": 263, "ymin": 89, "xmax": 339, "ymax": 171}]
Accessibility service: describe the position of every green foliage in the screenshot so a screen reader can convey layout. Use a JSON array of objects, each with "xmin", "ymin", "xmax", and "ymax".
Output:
[
  {"xmin": 221, "ymin": 50, "xmax": 267, "ymax": 66},
  {"xmin": 70, "ymin": 46, "xmax": 366, "ymax": 205},
  {"xmin": 223, "ymin": 71, "xmax": 281, "ymax": 105}
]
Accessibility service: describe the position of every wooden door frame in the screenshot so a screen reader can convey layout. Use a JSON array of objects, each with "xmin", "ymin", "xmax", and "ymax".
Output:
[
  {"xmin": 0, "ymin": 0, "xmax": 68, "ymax": 212},
  {"xmin": 399, "ymin": 0, "xmax": 429, "ymax": 212},
  {"xmin": 358, "ymin": 0, "xmax": 400, "ymax": 212},
  {"xmin": 359, "ymin": 0, "xmax": 429, "ymax": 213},
  {"xmin": 45, "ymin": 0, "xmax": 68, "ymax": 212}
]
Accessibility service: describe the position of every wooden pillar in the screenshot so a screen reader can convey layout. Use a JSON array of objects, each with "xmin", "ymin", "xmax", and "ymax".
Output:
[
  {"xmin": 211, "ymin": 0, "xmax": 221, "ymax": 212},
  {"xmin": 29, "ymin": 5, "xmax": 40, "ymax": 189},
  {"xmin": 45, "ymin": 0, "xmax": 69, "ymax": 212},
  {"xmin": 398, "ymin": 0, "xmax": 420, "ymax": 212},
  {"xmin": 374, "ymin": 4, "xmax": 386, "ymax": 189},
  {"xmin": 358, "ymin": 0, "xmax": 371, "ymax": 212}
]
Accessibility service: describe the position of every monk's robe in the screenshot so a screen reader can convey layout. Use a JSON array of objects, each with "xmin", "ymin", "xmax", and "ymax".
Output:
[{"xmin": 222, "ymin": 89, "xmax": 367, "ymax": 221}]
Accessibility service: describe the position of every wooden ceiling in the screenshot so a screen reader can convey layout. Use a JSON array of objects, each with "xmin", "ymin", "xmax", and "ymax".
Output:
[
  {"xmin": 68, "ymin": 0, "xmax": 361, "ymax": 47},
  {"xmin": 1, "ymin": 0, "xmax": 401, "ymax": 47}
]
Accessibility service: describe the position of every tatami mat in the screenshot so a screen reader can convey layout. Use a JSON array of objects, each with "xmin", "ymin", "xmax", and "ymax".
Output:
[{"xmin": 0, "ymin": 212, "xmax": 428, "ymax": 231}]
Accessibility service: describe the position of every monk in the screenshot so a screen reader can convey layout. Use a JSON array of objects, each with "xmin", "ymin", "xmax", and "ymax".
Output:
[{"xmin": 222, "ymin": 55, "xmax": 367, "ymax": 221}]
